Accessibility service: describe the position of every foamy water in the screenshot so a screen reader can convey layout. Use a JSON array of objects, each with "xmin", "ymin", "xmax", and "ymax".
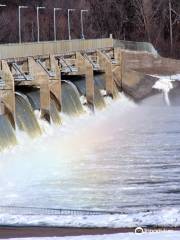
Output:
[
  {"xmin": 0, "ymin": 87, "xmax": 180, "ymax": 227},
  {"xmin": 153, "ymin": 78, "xmax": 173, "ymax": 105}
]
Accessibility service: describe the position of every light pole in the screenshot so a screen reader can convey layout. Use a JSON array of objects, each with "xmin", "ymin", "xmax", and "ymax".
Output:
[
  {"xmin": 169, "ymin": 0, "xmax": 180, "ymax": 55},
  {"xmin": 81, "ymin": 9, "xmax": 88, "ymax": 39},
  {"xmin": 169, "ymin": 0, "xmax": 173, "ymax": 54},
  {"xmin": 68, "ymin": 9, "xmax": 75, "ymax": 40},
  {"xmin": 18, "ymin": 6, "xmax": 28, "ymax": 43},
  {"xmin": 0, "ymin": 4, "xmax": 6, "ymax": 58},
  {"xmin": 54, "ymin": 8, "xmax": 62, "ymax": 41},
  {"xmin": 37, "ymin": 6, "xmax": 45, "ymax": 42}
]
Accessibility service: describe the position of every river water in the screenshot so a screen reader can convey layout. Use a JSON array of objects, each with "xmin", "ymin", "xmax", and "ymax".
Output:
[{"xmin": 0, "ymin": 90, "xmax": 180, "ymax": 227}]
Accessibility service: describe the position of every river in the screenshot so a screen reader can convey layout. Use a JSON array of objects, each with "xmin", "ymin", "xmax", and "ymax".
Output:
[{"xmin": 0, "ymin": 89, "xmax": 180, "ymax": 227}]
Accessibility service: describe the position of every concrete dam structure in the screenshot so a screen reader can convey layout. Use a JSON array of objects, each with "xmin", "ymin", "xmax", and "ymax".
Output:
[{"xmin": 0, "ymin": 37, "xmax": 180, "ymax": 151}]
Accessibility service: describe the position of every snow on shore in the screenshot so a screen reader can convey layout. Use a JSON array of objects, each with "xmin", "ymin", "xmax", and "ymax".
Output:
[
  {"xmin": 8, "ymin": 232, "xmax": 180, "ymax": 240},
  {"xmin": 1, "ymin": 208, "xmax": 180, "ymax": 228}
]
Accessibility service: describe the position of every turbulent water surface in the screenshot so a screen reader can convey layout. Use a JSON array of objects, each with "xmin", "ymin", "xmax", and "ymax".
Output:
[{"xmin": 0, "ymin": 87, "xmax": 180, "ymax": 226}]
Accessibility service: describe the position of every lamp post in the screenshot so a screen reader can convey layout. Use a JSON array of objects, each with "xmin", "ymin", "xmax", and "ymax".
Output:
[
  {"xmin": 68, "ymin": 9, "xmax": 75, "ymax": 40},
  {"xmin": 37, "ymin": 6, "xmax": 45, "ymax": 42},
  {"xmin": 81, "ymin": 9, "xmax": 88, "ymax": 39},
  {"xmin": 169, "ymin": 0, "xmax": 180, "ymax": 55},
  {"xmin": 0, "ymin": 5, "xmax": 6, "ymax": 61},
  {"xmin": 18, "ymin": 6, "xmax": 28, "ymax": 43},
  {"xmin": 54, "ymin": 8, "xmax": 62, "ymax": 41},
  {"xmin": 169, "ymin": 0, "xmax": 173, "ymax": 54}
]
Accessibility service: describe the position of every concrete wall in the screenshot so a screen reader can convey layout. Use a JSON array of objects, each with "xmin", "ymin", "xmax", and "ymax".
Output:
[
  {"xmin": 120, "ymin": 49, "xmax": 180, "ymax": 75},
  {"xmin": 0, "ymin": 38, "xmax": 113, "ymax": 60}
]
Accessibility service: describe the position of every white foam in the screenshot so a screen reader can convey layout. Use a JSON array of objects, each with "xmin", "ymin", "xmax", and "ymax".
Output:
[
  {"xmin": 34, "ymin": 110, "xmax": 54, "ymax": 135},
  {"xmin": 0, "ymin": 94, "xmax": 138, "ymax": 227},
  {"xmin": 80, "ymin": 96, "xmax": 87, "ymax": 105},
  {"xmin": 100, "ymin": 89, "xmax": 107, "ymax": 96},
  {"xmin": 0, "ymin": 208, "xmax": 180, "ymax": 228},
  {"xmin": 152, "ymin": 76, "xmax": 173, "ymax": 106}
]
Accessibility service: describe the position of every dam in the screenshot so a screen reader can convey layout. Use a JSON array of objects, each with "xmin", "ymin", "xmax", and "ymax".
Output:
[
  {"xmin": 0, "ymin": 37, "xmax": 180, "ymax": 231},
  {"xmin": 0, "ymin": 37, "xmax": 180, "ymax": 150}
]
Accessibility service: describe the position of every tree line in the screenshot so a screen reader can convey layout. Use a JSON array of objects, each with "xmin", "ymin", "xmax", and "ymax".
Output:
[{"xmin": 0, "ymin": 0, "xmax": 179, "ymax": 58}]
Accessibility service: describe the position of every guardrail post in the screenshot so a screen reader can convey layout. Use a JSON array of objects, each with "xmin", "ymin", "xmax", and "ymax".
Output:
[
  {"xmin": 28, "ymin": 57, "xmax": 51, "ymax": 122},
  {"xmin": 0, "ymin": 60, "xmax": 15, "ymax": 128},
  {"xmin": 76, "ymin": 52, "xmax": 94, "ymax": 110},
  {"xmin": 97, "ymin": 50, "xmax": 114, "ymax": 98}
]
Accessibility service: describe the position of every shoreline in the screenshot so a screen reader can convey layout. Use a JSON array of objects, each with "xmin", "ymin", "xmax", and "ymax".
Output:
[{"xmin": 0, "ymin": 226, "xmax": 180, "ymax": 239}]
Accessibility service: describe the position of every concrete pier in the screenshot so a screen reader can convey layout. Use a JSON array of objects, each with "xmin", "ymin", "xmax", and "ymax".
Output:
[
  {"xmin": 76, "ymin": 52, "xmax": 94, "ymax": 109},
  {"xmin": 0, "ymin": 60, "xmax": 15, "ymax": 128},
  {"xmin": 49, "ymin": 55, "xmax": 61, "ymax": 111},
  {"xmin": 28, "ymin": 57, "xmax": 51, "ymax": 122},
  {"xmin": 97, "ymin": 50, "xmax": 114, "ymax": 98}
]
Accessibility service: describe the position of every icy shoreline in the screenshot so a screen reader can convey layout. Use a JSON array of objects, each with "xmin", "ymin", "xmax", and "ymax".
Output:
[
  {"xmin": 7, "ymin": 232, "xmax": 180, "ymax": 240},
  {"xmin": 1, "ymin": 208, "xmax": 180, "ymax": 228}
]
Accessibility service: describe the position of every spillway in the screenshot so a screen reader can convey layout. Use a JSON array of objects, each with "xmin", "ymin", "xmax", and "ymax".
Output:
[
  {"xmin": 73, "ymin": 77, "xmax": 106, "ymax": 110},
  {"xmin": 61, "ymin": 81, "xmax": 84, "ymax": 116},
  {"xmin": 0, "ymin": 59, "xmax": 179, "ymax": 229},
  {"xmin": 94, "ymin": 73, "xmax": 119, "ymax": 98},
  {"xmin": 15, "ymin": 93, "xmax": 42, "ymax": 138},
  {"xmin": 26, "ymin": 90, "xmax": 61, "ymax": 125},
  {"xmin": 0, "ymin": 36, "xmax": 179, "ymax": 233},
  {"xmin": 0, "ymin": 115, "xmax": 17, "ymax": 151}
]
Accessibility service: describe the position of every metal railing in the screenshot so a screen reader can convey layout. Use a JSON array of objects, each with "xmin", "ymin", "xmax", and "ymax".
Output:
[
  {"xmin": 113, "ymin": 39, "xmax": 158, "ymax": 56},
  {"xmin": 0, "ymin": 205, "xmax": 122, "ymax": 216}
]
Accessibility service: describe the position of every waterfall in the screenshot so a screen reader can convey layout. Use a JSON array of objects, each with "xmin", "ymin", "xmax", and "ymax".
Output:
[
  {"xmin": 94, "ymin": 73, "xmax": 106, "ymax": 90},
  {"xmin": 15, "ymin": 93, "xmax": 42, "ymax": 138},
  {"xmin": 61, "ymin": 81, "xmax": 84, "ymax": 116},
  {"xmin": 50, "ymin": 94, "xmax": 62, "ymax": 125},
  {"xmin": 0, "ymin": 115, "xmax": 17, "ymax": 151},
  {"xmin": 26, "ymin": 90, "xmax": 61, "ymax": 125},
  {"xmin": 94, "ymin": 73, "xmax": 119, "ymax": 98},
  {"xmin": 152, "ymin": 77, "xmax": 173, "ymax": 106},
  {"xmin": 73, "ymin": 77, "xmax": 106, "ymax": 110}
]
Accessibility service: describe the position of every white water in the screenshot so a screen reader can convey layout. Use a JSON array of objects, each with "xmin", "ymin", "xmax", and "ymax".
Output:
[
  {"xmin": 0, "ymin": 94, "xmax": 135, "ymax": 209},
  {"xmin": 152, "ymin": 77, "xmax": 173, "ymax": 106},
  {"xmin": 0, "ymin": 90, "xmax": 180, "ymax": 228},
  {"xmin": 1, "ymin": 208, "xmax": 180, "ymax": 228}
]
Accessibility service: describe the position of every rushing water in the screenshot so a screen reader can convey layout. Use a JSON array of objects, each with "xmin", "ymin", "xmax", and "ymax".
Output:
[
  {"xmin": 73, "ymin": 77, "xmax": 106, "ymax": 110},
  {"xmin": 15, "ymin": 93, "xmax": 42, "ymax": 138},
  {"xmin": 0, "ymin": 115, "xmax": 17, "ymax": 151},
  {"xmin": 61, "ymin": 81, "xmax": 84, "ymax": 116},
  {"xmin": 26, "ymin": 90, "xmax": 61, "ymax": 125},
  {"xmin": 0, "ymin": 80, "xmax": 180, "ymax": 226}
]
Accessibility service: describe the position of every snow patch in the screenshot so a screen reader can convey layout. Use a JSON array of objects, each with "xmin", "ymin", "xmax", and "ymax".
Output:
[
  {"xmin": 7, "ymin": 232, "xmax": 180, "ymax": 240},
  {"xmin": 1, "ymin": 208, "xmax": 180, "ymax": 228}
]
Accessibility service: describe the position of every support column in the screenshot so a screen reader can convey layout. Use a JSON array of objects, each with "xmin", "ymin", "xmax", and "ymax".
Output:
[
  {"xmin": 0, "ymin": 60, "xmax": 15, "ymax": 128},
  {"xmin": 49, "ymin": 55, "xmax": 61, "ymax": 111},
  {"xmin": 113, "ymin": 48, "xmax": 123, "ymax": 90},
  {"xmin": 112, "ymin": 66, "xmax": 122, "ymax": 90},
  {"xmin": 97, "ymin": 50, "xmax": 114, "ymax": 98},
  {"xmin": 28, "ymin": 57, "xmax": 51, "ymax": 122},
  {"xmin": 76, "ymin": 52, "xmax": 94, "ymax": 110},
  {"xmin": 114, "ymin": 48, "xmax": 122, "ymax": 66}
]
